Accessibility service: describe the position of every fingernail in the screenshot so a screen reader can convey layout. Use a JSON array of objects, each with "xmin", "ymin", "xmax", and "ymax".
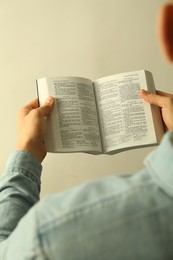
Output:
[{"xmin": 46, "ymin": 96, "xmax": 54, "ymax": 104}]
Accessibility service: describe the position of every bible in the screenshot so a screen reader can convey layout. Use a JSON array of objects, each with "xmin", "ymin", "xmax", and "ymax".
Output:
[{"xmin": 36, "ymin": 70, "xmax": 164, "ymax": 154}]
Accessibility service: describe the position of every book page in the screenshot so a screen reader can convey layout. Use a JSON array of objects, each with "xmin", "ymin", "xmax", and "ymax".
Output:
[
  {"xmin": 94, "ymin": 70, "xmax": 163, "ymax": 153},
  {"xmin": 37, "ymin": 77, "xmax": 102, "ymax": 153}
]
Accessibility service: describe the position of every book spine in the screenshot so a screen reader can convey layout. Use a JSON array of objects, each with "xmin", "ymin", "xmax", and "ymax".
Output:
[{"xmin": 36, "ymin": 80, "xmax": 40, "ymax": 107}]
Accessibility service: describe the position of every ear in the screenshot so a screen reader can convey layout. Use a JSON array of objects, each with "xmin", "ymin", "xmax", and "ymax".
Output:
[{"xmin": 157, "ymin": 3, "xmax": 173, "ymax": 62}]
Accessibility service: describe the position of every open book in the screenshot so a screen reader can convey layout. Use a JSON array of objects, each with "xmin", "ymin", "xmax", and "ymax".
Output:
[{"xmin": 36, "ymin": 70, "xmax": 164, "ymax": 154}]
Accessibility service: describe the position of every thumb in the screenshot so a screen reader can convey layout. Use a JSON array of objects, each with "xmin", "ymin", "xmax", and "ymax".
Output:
[
  {"xmin": 38, "ymin": 96, "xmax": 54, "ymax": 117},
  {"xmin": 140, "ymin": 89, "xmax": 168, "ymax": 108}
]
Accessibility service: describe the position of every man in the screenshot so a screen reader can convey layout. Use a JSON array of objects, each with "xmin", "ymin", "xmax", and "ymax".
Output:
[{"xmin": 0, "ymin": 2, "xmax": 173, "ymax": 260}]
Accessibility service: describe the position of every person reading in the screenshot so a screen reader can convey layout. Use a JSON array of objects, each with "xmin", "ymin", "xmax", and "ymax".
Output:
[{"xmin": 0, "ymin": 2, "xmax": 173, "ymax": 259}]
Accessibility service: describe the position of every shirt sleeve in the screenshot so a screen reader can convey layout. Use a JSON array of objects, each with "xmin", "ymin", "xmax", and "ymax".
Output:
[{"xmin": 0, "ymin": 150, "xmax": 42, "ymax": 243}]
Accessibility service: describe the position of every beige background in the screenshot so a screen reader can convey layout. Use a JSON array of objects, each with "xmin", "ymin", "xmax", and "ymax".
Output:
[{"xmin": 0, "ymin": 0, "xmax": 172, "ymax": 197}]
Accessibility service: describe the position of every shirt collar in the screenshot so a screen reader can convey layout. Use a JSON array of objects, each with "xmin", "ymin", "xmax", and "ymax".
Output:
[{"xmin": 144, "ymin": 131, "xmax": 173, "ymax": 197}]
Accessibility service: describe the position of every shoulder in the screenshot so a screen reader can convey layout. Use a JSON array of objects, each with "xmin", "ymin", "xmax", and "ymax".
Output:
[{"xmin": 36, "ymin": 169, "xmax": 154, "ymax": 229}]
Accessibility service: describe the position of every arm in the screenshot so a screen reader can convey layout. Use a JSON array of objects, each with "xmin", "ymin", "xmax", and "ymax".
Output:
[{"xmin": 0, "ymin": 96, "xmax": 54, "ymax": 242}]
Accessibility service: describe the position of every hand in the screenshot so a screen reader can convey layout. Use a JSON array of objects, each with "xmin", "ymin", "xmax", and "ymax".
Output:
[
  {"xmin": 141, "ymin": 89, "xmax": 173, "ymax": 132},
  {"xmin": 16, "ymin": 96, "xmax": 54, "ymax": 162}
]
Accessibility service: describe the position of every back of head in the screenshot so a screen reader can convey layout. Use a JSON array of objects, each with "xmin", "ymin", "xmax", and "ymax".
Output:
[{"xmin": 157, "ymin": 2, "xmax": 173, "ymax": 62}]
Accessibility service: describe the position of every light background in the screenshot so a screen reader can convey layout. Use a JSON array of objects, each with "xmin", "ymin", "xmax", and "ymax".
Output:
[{"xmin": 0, "ymin": 0, "xmax": 172, "ymax": 197}]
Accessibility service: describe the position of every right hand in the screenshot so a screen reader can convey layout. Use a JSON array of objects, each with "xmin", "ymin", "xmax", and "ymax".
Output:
[{"xmin": 141, "ymin": 89, "xmax": 173, "ymax": 132}]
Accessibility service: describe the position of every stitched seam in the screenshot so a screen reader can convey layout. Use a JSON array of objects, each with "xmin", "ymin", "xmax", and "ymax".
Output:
[{"xmin": 39, "ymin": 181, "xmax": 155, "ymax": 232}]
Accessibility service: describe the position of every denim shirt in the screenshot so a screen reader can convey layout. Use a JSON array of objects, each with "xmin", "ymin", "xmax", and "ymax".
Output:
[{"xmin": 0, "ymin": 132, "xmax": 173, "ymax": 260}]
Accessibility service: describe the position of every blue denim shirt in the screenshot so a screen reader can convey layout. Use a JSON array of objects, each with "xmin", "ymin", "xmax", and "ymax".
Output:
[{"xmin": 0, "ymin": 132, "xmax": 173, "ymax": 259}]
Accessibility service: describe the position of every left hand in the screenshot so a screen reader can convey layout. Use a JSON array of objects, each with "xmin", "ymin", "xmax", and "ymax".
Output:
[{"xmin": 16, "ymin": 96, "xmax": 54, "ymax": 162}]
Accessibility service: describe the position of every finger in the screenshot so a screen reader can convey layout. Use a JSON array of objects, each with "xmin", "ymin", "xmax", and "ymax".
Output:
[
  {"xmin": 140, "ymin": 89, "xmax": 169, "ymax": 108},
  {"xmin": 18, "ymin": 99, "xmax": 39, "ymax": 119},
  {"xmin": 24, "ymin": 99, "xmax": 39, "ymax": 111},
  {"xmin": 156, "ymin": 90, "xmax": 173, "ymax": 98},
  {"xmin": 37, "ymin": 96, "xmax": 54, "ymax": 117}
]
